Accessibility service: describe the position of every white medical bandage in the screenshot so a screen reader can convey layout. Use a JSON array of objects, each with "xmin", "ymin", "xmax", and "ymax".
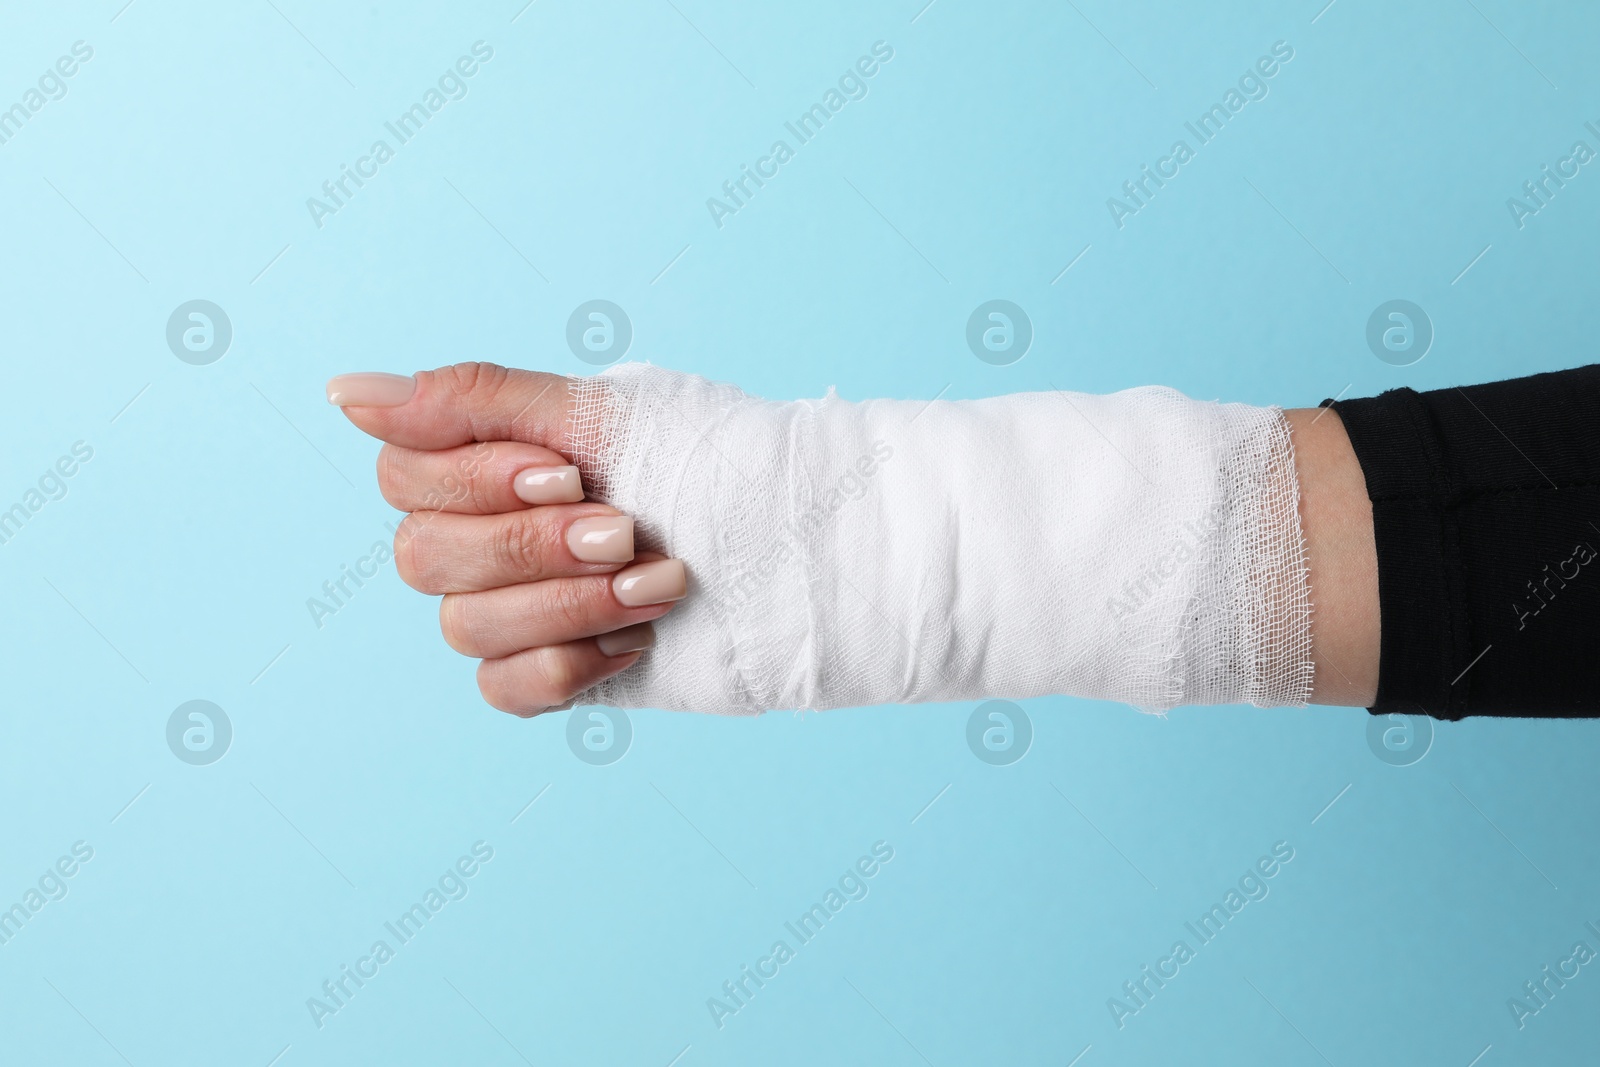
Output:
[{"xmin": 567, "ymin": 365, "xmax": 1313, "ymax": 715}]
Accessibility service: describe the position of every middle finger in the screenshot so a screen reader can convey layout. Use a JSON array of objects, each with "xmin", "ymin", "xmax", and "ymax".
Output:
[
  {"xmin": 377, "ymin": 440, "xmax": 585, "ymax": 515},
  {"xmin": 395, "ymin": 504, "xmax": 636, "ymax": 594}
]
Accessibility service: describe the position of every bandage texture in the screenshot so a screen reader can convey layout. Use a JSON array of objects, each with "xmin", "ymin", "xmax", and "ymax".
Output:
[{"xmin": 567, "ymin": 364, "xmax": 1313, "ymax": 715}]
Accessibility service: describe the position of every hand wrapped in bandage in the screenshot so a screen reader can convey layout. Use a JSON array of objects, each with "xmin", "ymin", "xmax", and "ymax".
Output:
[{"xmin": 329, "ymin": 361, "xmax": 1321, "ymax": 717}]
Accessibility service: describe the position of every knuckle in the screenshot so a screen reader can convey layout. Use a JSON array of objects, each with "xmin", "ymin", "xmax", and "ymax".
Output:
[
  {"xmin": 494, "ymin": 512, "xmax": 551, "ymax": 578},
  {"xmin": 529, "ymin": 648, "xmax": 581, "ymax": 704},
  {"xmin": 466, "ymin": 470, "xmax": 498, "ymax": 513},
  {"xmin": 435, "ymin": 362, "xmax": 509, "ymax": 402},
  {"xmin": 475, "ymin": 485, "xmax": 500, "ymax": 513},
  {"xmin": 423, "ymin": 362, "xmax": 517, "ymax": 443},
  {"xmin": 545, "ymin": 578, "xmax": 598, "ymax": 637},
  {"xmin": 431, "ymin": 469, "xmax": 469, "ymax": 510},
  {"xmin": 477, "ymin": 651, "xmax": 574, "ymax": 716},
  {"xmin": 528, "ymin": 652, "xmax": 581, "ymax": 710},
  {"xmin": 450, "ymin": 442, "xmax": 499, "ymax": 513}
]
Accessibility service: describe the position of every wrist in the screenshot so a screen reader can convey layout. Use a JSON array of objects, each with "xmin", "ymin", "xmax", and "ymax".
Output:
[{"xmin": 1284, "ymin": 407, "xmax": 1380, "ymax": 706}]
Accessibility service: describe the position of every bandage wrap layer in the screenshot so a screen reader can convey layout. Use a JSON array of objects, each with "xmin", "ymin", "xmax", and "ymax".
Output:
[{"xmin": 567, "ymin": 364, "xmax": 1314, "ymax": 715}]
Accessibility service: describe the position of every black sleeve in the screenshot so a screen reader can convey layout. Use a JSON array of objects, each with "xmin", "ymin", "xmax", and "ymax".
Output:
[{"xmin": 1325, "ymin": 364, "xmax": 1600, "ymax": 720}]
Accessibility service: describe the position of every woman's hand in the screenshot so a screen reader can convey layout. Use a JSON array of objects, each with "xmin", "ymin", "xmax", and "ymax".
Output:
[{"xmin": 327, "ymin": 363, "xmax": 686, "ymax": 717}]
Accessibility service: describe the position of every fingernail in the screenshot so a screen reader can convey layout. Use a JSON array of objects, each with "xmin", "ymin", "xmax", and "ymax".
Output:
[
  {"xmin": 596, "ymin": 622, "xmax": 656, "ymax": 657},
  {"xmin": 568, "ymin": 516, "xmax": 634, "ymax": 563},
  {"xmin": 515, "ymin": 465, "xmax": 584, "ymax": 505},
  {"xmin": 326, "ymin": 372, "xmax": 416, "ymax": 407},
  {"xmin": 613, "ymin": 558, "xmax": 686, "ymax": 607}
]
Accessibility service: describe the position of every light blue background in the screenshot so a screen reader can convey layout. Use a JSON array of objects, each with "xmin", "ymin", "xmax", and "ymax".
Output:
[{"xmin": 2, "ymin": 1, "xmax": 1596, "ymax": 1063}]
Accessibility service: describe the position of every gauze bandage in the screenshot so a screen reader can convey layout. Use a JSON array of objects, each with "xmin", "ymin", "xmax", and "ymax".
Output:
[{"xmin": 567, "ymin": 365, "xmax": 1313, "ymax": 714}]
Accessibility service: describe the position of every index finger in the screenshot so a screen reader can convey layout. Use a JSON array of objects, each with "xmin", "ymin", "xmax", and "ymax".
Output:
[{"xmin": 326, "ymin": 362, "xmax": 572, "ymax": 451}]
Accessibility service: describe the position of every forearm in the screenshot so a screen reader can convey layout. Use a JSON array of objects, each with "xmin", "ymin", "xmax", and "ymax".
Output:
[
  {"xmin": 1284, "ymin": 407, "xmax": 1379, "ymax": 707},
  {"xmin": 334, "ymin": 361, "xmax": 1600, "ymax": 720}
]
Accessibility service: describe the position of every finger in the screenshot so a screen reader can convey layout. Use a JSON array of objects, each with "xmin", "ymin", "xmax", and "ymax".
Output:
[
  {"xmin": 378, "ymin": 440, "xmax": 586, "ymax": 515},
  {"xmin": 438, "ymin": 558, "xmax": 685, "ymax": 659},
  {"xmin": 326, "ymin": 362, "xmax": 571, "ymax": 451},
  {"xmin": 395, "ymin": 504, "xmax": 636, "ymax": 594},
  {"xmin": 475, "ymin": 624, "xmax": 657, "ymax": 717}
]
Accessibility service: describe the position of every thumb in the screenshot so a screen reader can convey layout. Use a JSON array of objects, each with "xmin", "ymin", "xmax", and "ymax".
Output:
[{"xmin": 326, "ymin": 362, "xmax": 572, "ymax": 452}]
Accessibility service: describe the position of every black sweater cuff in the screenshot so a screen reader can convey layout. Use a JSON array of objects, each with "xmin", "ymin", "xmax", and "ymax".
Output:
[{"xmin": 1325, "ymin": 365, "xmax": 1600, "ymax": 719}]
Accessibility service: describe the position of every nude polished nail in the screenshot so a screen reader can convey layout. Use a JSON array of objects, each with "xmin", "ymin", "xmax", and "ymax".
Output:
[
  {"xmin": 515, "ymin": 466, "xmax": 584, "ymax": 505},
  {"xmin": 325, "ymin": 372, "xmax": 416, "ymax": 407},
  {"xmin": 613, "ymin": 559, "xmax": 686, "ymax": 607},
  {"xmin": 567, "ymin": 516, "xmax": 634, "ymax": 563},
  {"xmin": 596, "ymin": 622, "xmax": 656, "ymax": 657}
]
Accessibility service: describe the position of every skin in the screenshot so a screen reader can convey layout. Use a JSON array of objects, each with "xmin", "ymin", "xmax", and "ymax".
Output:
[
  {"xmin": 1284, "ymin": 407, "xmax": 1380, "ymax": 707},
  {"xmin": 340, "ymin": 363, "xmax": 667, "ymax": 718},
  {"xmin": 338, "ymin": 363, "xmax": 1382, "ymax": 716}
]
